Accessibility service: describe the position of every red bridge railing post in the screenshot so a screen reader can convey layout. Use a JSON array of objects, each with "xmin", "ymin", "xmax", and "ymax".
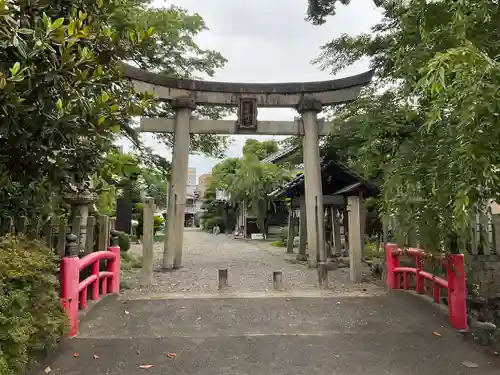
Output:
[
  {"xmin": 91, "ymin": 261, "xmax": 100, "ymax": 301},
  {"xmin": 385, "ymin": 243, "xmax": 399, "ymax": 289},
  {"xmin": 107, "ymin": 230, "xmax": 121, "ymax": 294},
  {"xmin": 447, "ymin": 254, "xmax": 467, "ymax": 331},
  {"xmin": 415, "ymin": 254, "xmax": 425, "ymax": 294},
  {"xmin": 60, "ymin": 233, "xmax": 80, "ymax": 337}
]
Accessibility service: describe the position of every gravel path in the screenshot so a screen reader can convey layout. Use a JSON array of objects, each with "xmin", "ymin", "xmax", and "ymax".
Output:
[{"xmin": 121, "ymin": 228, "xmax": 382, "ymax": 298}]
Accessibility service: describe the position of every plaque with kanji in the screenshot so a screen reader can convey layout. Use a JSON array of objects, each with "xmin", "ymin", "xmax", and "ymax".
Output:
[{"xmin": 236, "ymin": 98, "xmax": 258, "ymax": 131}]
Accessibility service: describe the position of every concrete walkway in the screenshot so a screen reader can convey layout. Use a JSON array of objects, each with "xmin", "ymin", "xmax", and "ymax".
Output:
[{"xmin": 41, "ymin": 230, "xmax": 500, "ymax": 374}]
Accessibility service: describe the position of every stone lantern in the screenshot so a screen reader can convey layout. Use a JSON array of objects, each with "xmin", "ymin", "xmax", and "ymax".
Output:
[{"xmin": 64, "ymin": 189, "xmax": 98, "ymax": 251}]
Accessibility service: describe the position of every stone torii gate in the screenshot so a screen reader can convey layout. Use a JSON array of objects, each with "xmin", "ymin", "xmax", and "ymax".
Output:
[{"xmin": 121, "ymin": 64, "xmax": 373, "ymax": 283}]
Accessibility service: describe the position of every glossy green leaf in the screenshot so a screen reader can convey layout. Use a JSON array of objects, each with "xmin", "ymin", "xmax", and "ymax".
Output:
[
  {"xmin": 50, "ymin": 17, "xmax": 64, "ymax": 31},
  {"xmin": 9, "ymin": 62, "xmax": 20, "ymax": 76}
]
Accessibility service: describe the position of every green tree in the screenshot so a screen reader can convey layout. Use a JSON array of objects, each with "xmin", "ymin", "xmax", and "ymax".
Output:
[
  {"xmin": 141, "ymin": 166, "xmax": 168, "ymax": 208},
  {"xmin": 211, "ymin": 157, "xmax": 243, "ymax": 193},
  {"xmin": 116, "ymin": 3, "xmax": 233, "ymax": 158},
  {"xmin": 0, "ymin": 0, "xmax": 155, "ymax": 219},
  {"xmin": 200, "ymin": 182, "xmax": 237, "ymax": 233},
  {"xmin": 242, "ymin": 139, "xmax": 279, "ymax": 160},
  {"xmin": 231, "ymin": 155, "xmax": 290, "ymax": 236},
  {"xmin": 94, "ymin": 148, "xmax": 171, "ymax": 215},
  {"xmin": 209, "ymin": 139, "xmax": 291, "ymax": 236},
  {"xmin": 94, "ymin": 149, "xmax": 143, "ymax": 215},
  {"xmin": 306, "ymin": 0, "xmax": 500, "ymax": 252},
  {"xmin": 0, "ymin": 0, "xmax": 230, "ymax": 220}
]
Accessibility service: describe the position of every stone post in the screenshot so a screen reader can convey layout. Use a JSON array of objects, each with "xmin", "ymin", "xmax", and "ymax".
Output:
[
  {"xmin": 115, "ymin": 194, "xmax": 133, "ymax": 234},
  {"xmin": 332, "ymin": 207, "xmax": 342, "ymax": 256},
  {"xmin": 326, "ymin": 207, "xmax": 333, "ymax": 259},
  {"xmin": 360, "ymin": 200, "xmax": 366, "ymax": 260},
  {"xmin": 140, "ymin": 198, "xmax": 155, "ymax": 287},
  {"xmin": 218, "ymin": 269, "xmax": 228, "ymax": 290},
  {"xmin": 342, "ymin": 209, "xmax": 349, "ymax": 254},
  {"xmin": 316, "ymin": 195, "xmax": 328, "ymax": 288},
  {"xmin": 163, "ymin": 96, "xmax": 195, "ymax": 269},
  {"xmin": 192, "ymin": 205, "xmax": 197, "ymax": 228},
  {"xmin": 298, "ymin": 96, "xmax": 326, "ymax": 268},
  {"xmin": 347, "ymin": 194, "xmax": 364, "ymax": 282},
  {"xmin": 273, "ymin": 271, "xmax": 283, "ymax": 290},
  {"xmin": 163, "ymin": 176, "xmax": 170, "ymax": 249},
  {"xmin": 297, "ymin": 199, "xmax": 307, "ymax": 261},
  {"xmin": 286, "ymin": 207, "xmax": 295, "ymax": 254},
  {"xmin": 243, "ymin": 201, "xmax": 248, "ymax": 238},
  {"xmin": 236, "ymin": 205, "xmax": 242, "ymax": 233}
]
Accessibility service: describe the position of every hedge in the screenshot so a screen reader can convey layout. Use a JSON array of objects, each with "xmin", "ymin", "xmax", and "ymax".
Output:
[{"xmin": 0, "ymin": 235, "xmax": 67, "ymax": 375}]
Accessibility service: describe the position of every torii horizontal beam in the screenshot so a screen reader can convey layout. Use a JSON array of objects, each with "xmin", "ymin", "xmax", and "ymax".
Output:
[
  {"xmin": 120, "ymin": 63, "xmax": 374, "ymax": 108},
  {"xmin": 140, "ymin": 117, "xmax": 333, "ymax": 135},
  {"xmin": 291, "ymin": 195, "xmax": 345, "ymax": 207}
]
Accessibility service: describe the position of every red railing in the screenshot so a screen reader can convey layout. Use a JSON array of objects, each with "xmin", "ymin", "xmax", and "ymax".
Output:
[
  {"xmin": 385, "ymin": 243, "xmax": 467, "ymax": 331},
  {"xmin": 60, "ymin": 237, "xmax": 120, "ymax": 337}
]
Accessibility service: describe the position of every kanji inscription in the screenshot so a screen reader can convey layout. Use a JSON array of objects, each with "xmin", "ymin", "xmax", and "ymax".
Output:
[{"xmin": 236, "ymin": 98, "xmax": 258, "ymax": 131}]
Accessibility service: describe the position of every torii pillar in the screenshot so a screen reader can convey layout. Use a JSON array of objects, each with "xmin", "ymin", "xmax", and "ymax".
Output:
[
  {"xmin": 163, "ymin": 96, "xmax": 196, "ymax": 269},
  {"xmin": 297, "ymin": 96, "xmax": 327, "ymax": 286}
]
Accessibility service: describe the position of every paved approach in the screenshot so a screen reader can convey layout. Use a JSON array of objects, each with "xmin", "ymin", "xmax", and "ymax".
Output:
[{"xmin": 42, "ymin": 230, "xmax": 499, "ymax": 374}]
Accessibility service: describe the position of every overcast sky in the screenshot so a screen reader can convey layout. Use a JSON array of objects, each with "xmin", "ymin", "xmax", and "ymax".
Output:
[{"xmin": 121, "ymin": 0, "xmax": 381, "ymax": 183}]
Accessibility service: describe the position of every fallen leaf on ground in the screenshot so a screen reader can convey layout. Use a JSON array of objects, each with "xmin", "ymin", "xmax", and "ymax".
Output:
[
  {"xmin": 432, "ymin": 331, "xmax": 442, "ymax": 337},
  {"xmin": 125, "ymin": 310, "xmax": 130, "ymax": 315},
  {"xmin": 73, "ymin": 352, "xmax": 79, "ymax": 358},
  {"xmin": 167, "ymin": 353, "xmax": 177, "ymax": 358},
  {"xmin": 139, "ymin": 364, "xmax": 154, "ymax": 369},
  {"xmin": 44, "ymin": 366, "xmax": 51, "ymax": 373},
  {"xmin": 461, "ymin": 361, "xmax": 479, "ymax": 368},
  {"xmin": 93, "ymin": 354, "xmax": 99, "ymax": 360}
]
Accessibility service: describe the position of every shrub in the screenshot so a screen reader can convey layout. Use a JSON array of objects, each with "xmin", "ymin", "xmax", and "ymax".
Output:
[
  {"xmin": 153, "ymin": 215, "xmax": 165, "ymax": 234},
  {"xmin": 121, "ymin": 251, "xmax": 142, "ymax": 270},
  {"xmin": 116, "ymin": 231, "xmax": 131, "ymax": 252},
  {"xmin": 203, "ymin": 216, "xmax": 225, "ymax": 232},
  {"xmin": 0, "ymin": 235, "xmax": 67, "ymax": 375}
]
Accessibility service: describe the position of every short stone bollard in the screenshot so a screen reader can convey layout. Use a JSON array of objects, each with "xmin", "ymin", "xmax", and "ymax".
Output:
[
  {"xmin": 273, "ymin": 271, "xmax": 283, "ymax": 290},
  {"xmin": 218, "ymin": 269, "xmax": 228, "ymax": 290},
  {"xmin": 318, "ymin": 263, "xmax": 329, "ymax": 289}
]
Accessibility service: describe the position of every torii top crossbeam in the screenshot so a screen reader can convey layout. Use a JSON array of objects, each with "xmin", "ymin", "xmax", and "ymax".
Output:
[{"xmin": 120, "ymin": 63, "xmax": 374, "ymax": 108}]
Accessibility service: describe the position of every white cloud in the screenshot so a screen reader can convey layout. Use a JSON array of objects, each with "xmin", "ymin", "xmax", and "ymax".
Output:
[{"xmin": 121, "ymin": 0, "xmax": 382, "ymax": 182}]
